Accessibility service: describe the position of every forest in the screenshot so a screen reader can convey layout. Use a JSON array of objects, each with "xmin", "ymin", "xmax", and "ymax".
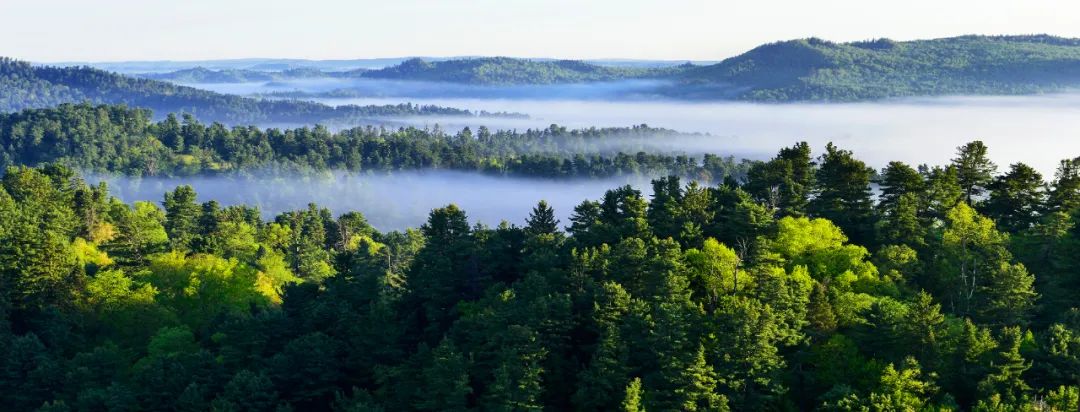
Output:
[
  {"xmin": 2, "ymin": 132, "xmax": 1079, "ymax": 411},
  {"xmin": 165, "ymin": 35, "xmax": 1080, "ymax": 102},
  {"xmin": 0, "ymin": 103, "xmax": 744, "ymax": 180},
  {"xmin": 0, "ymin": 58, "xmax": 521, "ymax": 124}
]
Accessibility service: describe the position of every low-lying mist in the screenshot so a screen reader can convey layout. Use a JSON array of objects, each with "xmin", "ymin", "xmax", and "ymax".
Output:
[
  {"xmin": 184, "ymin": 78, "xmax": 669, "ymax": 100},
  {"xmin": 304, "ymin": 93, "xmax": 1080, "ymax": 176},
  {"xmin": 170, "ymin": 77, "xmax": 1080, "ymax": 176},
  {"xmin": 92, "ymin": 171, "xmax": 653, "ymax": 232}
]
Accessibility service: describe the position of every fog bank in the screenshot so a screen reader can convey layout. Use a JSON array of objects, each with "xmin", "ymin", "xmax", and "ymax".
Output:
[
  {"xmin": 92, "ymin": 171, "xmax": 653, "ymax": 232},
  {"xmin": 303, "ymin": 94, "xmax": 1080, "ymax": 176}
]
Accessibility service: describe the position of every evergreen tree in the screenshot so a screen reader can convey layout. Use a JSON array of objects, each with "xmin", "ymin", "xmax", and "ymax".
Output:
[
  {"xmin": 952, "ymin": 141, "xmax": 997, "ymax": 205},
  {"xmin": 977, "ymin": 327, "xmax": 1032, "ymax": 405},
  {"xmin": 809, "ymin": 143, "xmax": 877, "ymax": 247},
  {"xmin": 163, "ymin": 185, "xmax": 201, "ymax": 252},
  {"xmin": 983, "ymin": 162, "xmax": 1047, "ymax": 233},
  {"xmin": 622, "ymin": 377, "xmax": 646, "ymax": 412}
]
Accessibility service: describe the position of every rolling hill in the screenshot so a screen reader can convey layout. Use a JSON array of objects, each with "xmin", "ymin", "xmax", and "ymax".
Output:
[
  {"xmin": 672, "ymin": 35, "xmax": 1080, "ymax": 101},
  {"xmin": 0, "ymin": 58, "xmax": 519, "ymax": 124},
  {"xmin": 361, "ymin": 57, "xmax": 689, "ymax": 85},
  {"xmin": 329, "ymin": 35, "xmax": 1080, "ymax": 101}
]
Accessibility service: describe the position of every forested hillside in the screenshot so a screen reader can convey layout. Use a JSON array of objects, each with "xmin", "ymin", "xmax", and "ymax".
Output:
[
  {"xmin": 674, "ymin": 35, "xmax": 1080, "ymax": 101},
  {"xmin": 303, "ymin": 35, "xmax": 1080, "ymax": 101},
  {"xmin": 360, "ymin": 57, "xmax": 686, "ymax": 85},
  {"xmin": 0, "ymin": 103, "xmax": 743, "ymax": 179},
  {"xmin": 138, "ymin": 67, "xmax": 333, "ymax": 84},
  {"xmin": 0, "ymin": 58, "xmax": 517, "ymax": 123},
  {"xmin": 2, "ymin": 137, "xmax": 1079, "ymax": 411}
]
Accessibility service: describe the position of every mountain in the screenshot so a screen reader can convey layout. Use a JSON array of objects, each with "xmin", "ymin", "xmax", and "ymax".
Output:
[
  {"xmin": 672, "ymin": 35, "xmax": 1080, "ymax": 101},
  {"xmin": 362, "ymin": 57, "xmax": 689, "ymax": 85},
  {"xmin": 0, "ymin": 58, "xmax": 521, "ymax": 124},
  {"xmin": 347, "ymin": 35, "xmax": 1080, "ymax": 100},
  {"xmin": 138, "ymin": 67, "xmax": 324, "ymax": 83}
]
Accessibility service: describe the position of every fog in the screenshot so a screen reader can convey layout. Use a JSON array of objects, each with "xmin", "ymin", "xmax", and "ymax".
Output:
[
  {"xmin": 185, "ymin": 78, "xmax": 670, "ymax": 100},
  {"xmin": 303, "ymin": 94, "xmax": 1080, "ymax": 176},
  {"xmin": 92, "ymin": 171, "xmax": 653, "ymax": 232},
  {"xmin": 177, "ymin": 78, "xmax": 1080, "ymax": 177},
  {"xmin": 97, "ymin": 79, "xmax": 1080, "ymax": 230}
]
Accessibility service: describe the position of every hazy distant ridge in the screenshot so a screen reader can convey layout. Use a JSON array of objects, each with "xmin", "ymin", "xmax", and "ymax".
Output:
[
  {"xmin": 135, "ymin": 35, "xmax": 1080, "ymax": 101},
  {"xmin": 0, "ymin": 58, "xmax": 524, "ymax": 123}
]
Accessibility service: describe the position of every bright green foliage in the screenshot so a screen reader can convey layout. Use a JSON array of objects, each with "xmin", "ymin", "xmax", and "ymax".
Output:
[
  {"xmin": 622, "ymin": 377, "xmax": 646, "ymax": 412},
  {"xmin": 866, "ymin": 358, "xmax": 938, "ymax": 411},
  {"xmin": 935, "ymin": 203, "xmax": 1036, "ymax": 325},
  {"xmin": 115, "ymin": 201, "xmax": 169, "ymax": 261},
  {"xmin": 683, "ymin": 239, "xmax": 742, "ymax": 305},
  {"xmin": 141, "ymin": 252, "xmax": 269, "ymax": 328},
  {"xmin": 977, "ymin": 327, "xmax": 1032, "ymax": 406},
  {"xmin": 0, "ymin": 139, "xmax": 1078, "ymax": 412}
]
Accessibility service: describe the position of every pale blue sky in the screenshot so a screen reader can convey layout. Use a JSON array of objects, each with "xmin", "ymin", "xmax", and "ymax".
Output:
[{"xmin": 4, "ymin": 0, "xmax": 1080, "ymax": 62}]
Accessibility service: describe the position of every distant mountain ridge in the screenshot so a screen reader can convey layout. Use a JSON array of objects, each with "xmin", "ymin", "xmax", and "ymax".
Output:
[
  {"xmin": 360, "ymin": 57, "xmax": 691, "ymax": 85},
  {"xmin": 22, "ymin": 35, "xmax": 1080, "ymax": 102},
  {"xmin": 672, "ymin": 34, "xmax": 1080, "ymax": 100},
  {"xmin": 0, "ymin": 58, "xmax": 524, "ymax": 124}
]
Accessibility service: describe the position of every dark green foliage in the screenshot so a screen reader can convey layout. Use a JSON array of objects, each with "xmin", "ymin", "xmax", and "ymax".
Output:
[
  {"xmin": 675, "ymin": 35, "xmax": 1080, "ymax": 101},
  {"xmin": 0, "ymin": 58, "xmax": 513, "ymax": 124},
  {"xmin": 0, "ymin": 104, "xmax": 745, "ymax": 180},
  {"xmin": 1, "ymin": 135, "xmax": 1079, "ymax": 411}
]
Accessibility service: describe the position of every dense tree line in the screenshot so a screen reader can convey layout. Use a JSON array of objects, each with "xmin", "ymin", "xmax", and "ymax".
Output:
[
  {"xmin": 236, "ymin": 36, "xmax": 1080, "ymax": 102},
  {"xmin": 0, "ymin": 103, "xmax": 747, "ymax": 180},
  {"xmin": 673, "ymin": 35, "xmax": 1080, "ymax": 101},
  {"xmin": 2, "ymin": 138, "xmax": 1079, "ymax": 411},
  {"xmin": 0, "ymin": 58, "xmax": 521, "ymax": 124},
  {"xmin": 361, "ymin": 57, "xmax": 688, "ymax": 85}
]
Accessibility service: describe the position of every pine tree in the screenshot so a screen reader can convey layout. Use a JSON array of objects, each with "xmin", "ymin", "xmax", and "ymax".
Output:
[
  {"xmin": 983, "ymin": 163, "xmax": 1047, "ymax": 233},
  {"xmin": 952, "ymin": 141, "xmax": 997, "ymax": 205},
  {"xmin": 415, "ymin": 339, "xmax": 471, "ymax": 412},
  {"xmin": 806, "ymin": 282, "xmax": 837, "ymax": 337},
  {"xmin": 622, "ymin": 377, "xmax": 646, "ymax": 412},
  {"xmin": 977, "ymin": 327, "xmax": 1032, "ymax": 405},
  {"xmin": 525, "ymin": 200, "xmax": 560, "ymax": 237},
  {"xmin": 1048, "ymin": 157, "xmax": 1080, "ymax": 212},
  {"xmin": 163, "ymin": 185, "xmax": 201, "ymax": 252},
  {"xmin": 809, "ymin": 143, "xmax": 877, "ymax": 247}
]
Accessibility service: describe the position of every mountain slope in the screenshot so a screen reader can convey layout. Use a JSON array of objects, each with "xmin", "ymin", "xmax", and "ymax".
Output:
[
  {"xmin": 362, "ymin": 57, "xmax": 688, "ymax": 85},
  {"xmin": 0, "ymin": 58, "xmax": 513, "ymax": 123},
  {"xmin": 675, "ymin": 35, "xmax": 1080, "ymax": 101}
]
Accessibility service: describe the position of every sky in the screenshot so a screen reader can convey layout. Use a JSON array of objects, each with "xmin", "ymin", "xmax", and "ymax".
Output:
[{"xmin": 3, "ymin": 0, "xmax": 1080, "ymax": 62}]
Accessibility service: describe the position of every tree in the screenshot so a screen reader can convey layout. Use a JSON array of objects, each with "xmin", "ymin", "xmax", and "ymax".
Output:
[
  {"xmin": 116, "ymin": 201, "xmax": 169, "ymax": 261},
  {"xmin": 952, "ymin": 141, "xmax": 997, "ymax": 204},
  {"xmin": 210, "ymin": 370, "xmax": 280, "ymax": 412},
  {"xmin": 866, "ymin": 357, "xmax": 938, "ymax": 411},
  {"xmin": 525, "ymin": 200, "xmax": 559, "ymax": 238},
  {"xmin": 977, "ymin": 327, "xmax": 1032, "ymax": 405},
  {"xmin": 809, "ymin": 143, "xmax": 876, "ymax": 247},
  {"xmin": 878, "ymin": 161, "xmax": 926, "ymax": 213},
  {"xmin": 935, "ymin": 203, "xmax": 1036, "ymax": 325},
  {"xmin": 415, "ymin": 339, "xmax": 471, "ymax": 412},
  {"xmin": 163, "ymin": 185, "xmax": 201, "ymax": 252},
  {"xmin": 982, "ymin": 163, "xmax": 1047, "ymax": 233},
  {"xmin": 745, "ymin": 142, "xmax": 814, "ymax": 216},
  {"xmin": 622, "ymin": 377, "xmax": 646, "ymax": 412},
  {"xmin": 408, "ymin": 204, "xmax": 477, "ymax": 343},
  {"xmin": 648, "ymin": 176, "xmax": 685, "ymax": 241},
  {"xmin": 1048, "ymin": 157, "xmax": 1080, "ymax": 212}
]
